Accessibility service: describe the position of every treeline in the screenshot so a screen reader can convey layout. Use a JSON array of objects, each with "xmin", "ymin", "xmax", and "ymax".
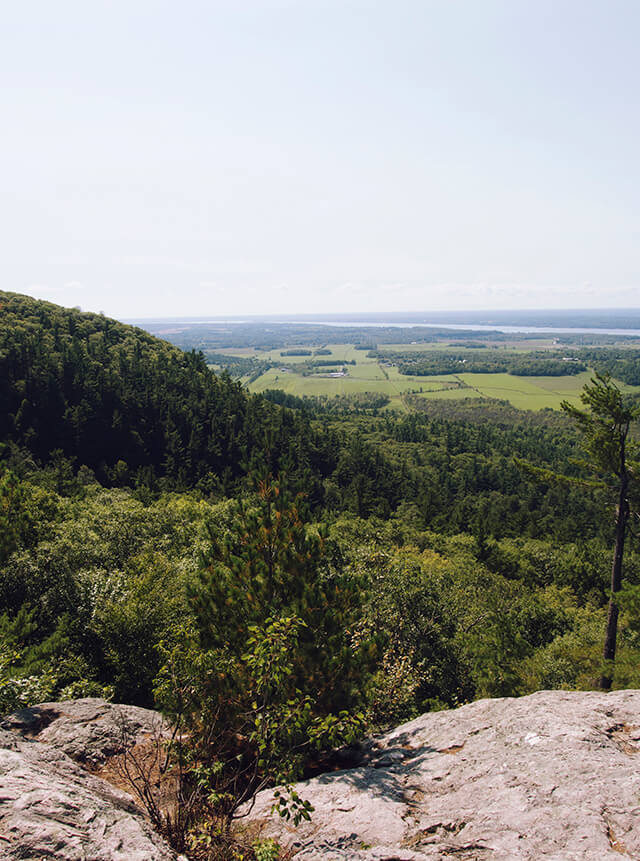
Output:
[
  {"xmin": 574, "ymin": 348, "xmax": 640, "ymax": 386},
  {"xmin": 372, "ymin": 349, "xmax": 587, "ymax": 377},
  {"xmin": 308, "ymin": 359, "xmax": 354, "ymax": 367},
  {"xmin": 142, "ymin": 320, "xmax": 519, "ymax": 352},
  {"xmin": 204, "ymin": 351, "xmax": 274, "ymax": 380},
  {"xmin": 295, "ymin": 359, "xmax": 356, "ymax": 373},
  {"xmin": 261, "ymin": 389, "xmax": 390, "ymax": 413},
  {"xmin": 404, "ymin": 394, "xmax": 571, "ymax": 428}
]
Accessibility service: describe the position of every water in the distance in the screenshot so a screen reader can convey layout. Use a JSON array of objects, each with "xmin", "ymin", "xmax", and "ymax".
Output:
[
  {"xmin": 129, "ymin": 309, "xmax": 640, "ymax": 338},
  {"xmin": 276, "ymin": 321, "xmax": 640, "ymax": 335}
]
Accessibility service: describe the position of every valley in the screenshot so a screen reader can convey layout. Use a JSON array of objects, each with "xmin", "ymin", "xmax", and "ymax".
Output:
[{"xmin": 149, "ymin": 324, "xmax": 640, "ymax": 412}]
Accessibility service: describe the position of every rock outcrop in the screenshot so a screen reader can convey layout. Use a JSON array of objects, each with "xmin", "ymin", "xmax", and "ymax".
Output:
[
  {"xmin": 2, "ymin": 697, "xmax": 168, "ymax": 767},
  {"xmin": 246, "ymin": 689, "xmax": 640, "ymax": 860},
  {"xmin": 5, "ymin": 691, "xmax": 640, "ymax": 859},
  {"xmin": 0, "ymin": 699, "xmax": 180, "ymax": 860}
]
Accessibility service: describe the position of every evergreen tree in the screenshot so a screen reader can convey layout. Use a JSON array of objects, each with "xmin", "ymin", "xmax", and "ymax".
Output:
[
  {"xmin": 561, "ymin": 373, "xmax": 639, "ymax": 689},
  {"xmin": 152, "ymin": 478, "xmax": 375, "ymax": 846},
  {"xmin": 189, "ymin": 477, "xmax": 372, "ymax": 715}
]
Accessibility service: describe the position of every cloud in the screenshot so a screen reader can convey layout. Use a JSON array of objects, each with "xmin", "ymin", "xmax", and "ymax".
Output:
[{"xmin": 64, "ymin": 281, "xmax": 84, "ymax": 290}]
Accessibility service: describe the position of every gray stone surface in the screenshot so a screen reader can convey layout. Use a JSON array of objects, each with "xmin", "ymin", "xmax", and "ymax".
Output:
[
  {"xmin": 1, "ymin": 696, "xmax": 167, "ymax": 767},
  {"xmin": 246, "ymin": 689, "xmax": 640, "ymax": 860},
  {"xmin": 0, "ymin": 725, "xmax": 180, "ymax": 860}
]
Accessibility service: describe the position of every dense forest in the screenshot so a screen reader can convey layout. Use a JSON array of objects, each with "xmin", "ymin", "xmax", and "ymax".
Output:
[{"xmin": 2, "ymin": 290, "xmax": 640, "ymax": 858}]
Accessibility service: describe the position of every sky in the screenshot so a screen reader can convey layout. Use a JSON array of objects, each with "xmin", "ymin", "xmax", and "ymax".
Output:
[{"xmin": 2, "ymin": 0, "xmax": 639, "ymax": 318}]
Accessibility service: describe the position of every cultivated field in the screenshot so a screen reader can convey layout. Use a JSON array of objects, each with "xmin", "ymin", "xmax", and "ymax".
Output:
[
  {"xmin": 455, "ymin": 372, "xmax": 591, "ymax": 411},
  {"xmin": 224, "ymin": 343, "xmax": 640, "ymax": 412}
]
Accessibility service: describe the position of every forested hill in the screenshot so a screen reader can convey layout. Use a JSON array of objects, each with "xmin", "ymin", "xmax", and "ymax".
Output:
[
  {"xmin": 0, "ymin": 291, "xmax": 609, "ymax": 541},
  {"xmin": 0, "ymin": 291, "xmax": 330, "ymax": 493}
]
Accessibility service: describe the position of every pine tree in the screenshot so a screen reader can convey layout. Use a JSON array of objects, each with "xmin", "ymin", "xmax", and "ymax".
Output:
[
  {"xmin": 561, "ymin": 373, "xmax": 639, "ymax": 689},
  {"xmin": 190, "ymin": 477, "xmax": 371, "ymax": 715},
  {"xmin": 153, "ymin": 477, "xmax": 375, "ymax": 843}
]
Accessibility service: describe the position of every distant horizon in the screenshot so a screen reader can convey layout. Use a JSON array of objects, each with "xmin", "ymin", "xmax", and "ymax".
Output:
[
  {"xmin": 9, "ymin": 287, "xmax": 640, "ymax": 328},
  {"xmin": 123, "ymin": 306, "xmax": 640, "ymax": 338},
  {"xmin": 125, "ymin": 306, "xmax": 640, "ymax": 323}
]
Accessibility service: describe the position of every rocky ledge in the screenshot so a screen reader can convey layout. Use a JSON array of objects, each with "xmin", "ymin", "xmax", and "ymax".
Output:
[
  {"xmin": 0, "ymin": 698, "xmax": 180, "ymax": 860},
  {"xmin": 245, "ymin": 689, "xmax": 640, "ymax": 860},
  {"xmin": 3, "ymin": 691, "xmax": 640, "ymax": 859}
]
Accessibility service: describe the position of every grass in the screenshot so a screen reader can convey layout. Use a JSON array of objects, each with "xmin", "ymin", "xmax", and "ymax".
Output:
[
  {"xmin": 250, "ymin": 367, "xmax": 416, "ymax": 399},
  {"xmin": 457, "ymin": 371, "xmax": 640, "ymax": 411},
  {"xmin": 244, "ymin": 345, "xmax": 640, "ymax": 412},
  {"xmin": 250, "ymin": 357, "xmax": 479, "ymax": 408},
  {"xmin": 452, "ymin": 373, "xmax": 582, "ymax": 411}
]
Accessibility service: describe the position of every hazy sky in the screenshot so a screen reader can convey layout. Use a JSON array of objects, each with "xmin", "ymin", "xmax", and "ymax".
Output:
[{"xmin": 2, "ymin": 0, "xmax": 639, "ymax": 318}]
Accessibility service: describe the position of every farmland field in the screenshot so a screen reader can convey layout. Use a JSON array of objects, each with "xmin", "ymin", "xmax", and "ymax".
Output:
[
  {"xmin": 455, "ymin": 372, "xmax": 591, "ymax": 411},
  {"xmin": 240, "ymin": 345, "xmax": 640, "ymax": 410},
  {"xmin": 248, "ymin": 365, "xmax": 468, "ymax": 404}
]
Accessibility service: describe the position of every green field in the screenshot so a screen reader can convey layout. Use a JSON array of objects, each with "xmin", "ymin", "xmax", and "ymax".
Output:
[
  {"xmin": 246, "ymin": 344, "xmax": 467, "ymax": 407},
  {"xmin": 240, "ymin": 345, "xmax": 640, "ymax": 411},
  {"xmin": 249, "ymin": 366, "xmax": 466, "ymax": 401},
  {"xmin": 454, "ymin": 372, "xmax": 589, "ymax": 411}
]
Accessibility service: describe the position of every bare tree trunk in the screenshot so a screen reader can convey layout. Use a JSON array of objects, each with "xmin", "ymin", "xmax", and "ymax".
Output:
[{"xmin": 599, "ymin": 469, "xmax": 629, "ymax": 691}]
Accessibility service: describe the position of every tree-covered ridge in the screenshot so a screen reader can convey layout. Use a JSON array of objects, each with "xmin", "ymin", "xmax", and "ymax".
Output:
[{"xmin": 0, "ymin": 291, "xmax": 332, "ymax": 493}]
